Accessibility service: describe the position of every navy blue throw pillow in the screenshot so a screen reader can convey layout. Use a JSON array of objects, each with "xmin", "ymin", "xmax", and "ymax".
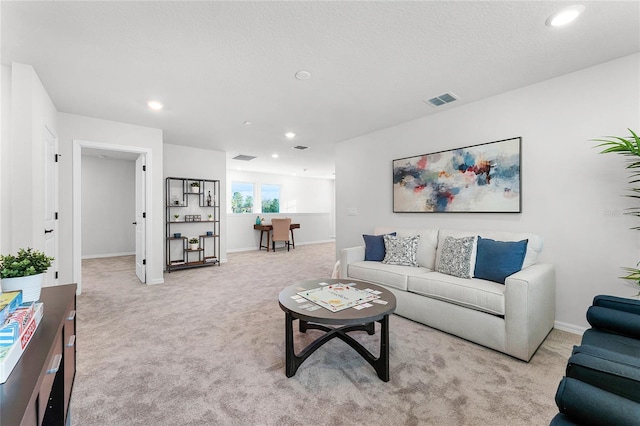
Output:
[
  {"xmin": 363, "ymin": 232, "xmax": 396, "ymax": 261},
  {"xmin": 474, "ymin": 237, "xmax": 528, "ymax": 284}
]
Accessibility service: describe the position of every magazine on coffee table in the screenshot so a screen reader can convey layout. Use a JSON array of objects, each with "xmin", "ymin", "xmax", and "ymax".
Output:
[{"xmin": 297, "ymin": 283, "xmax": 380, "ymax": 312}]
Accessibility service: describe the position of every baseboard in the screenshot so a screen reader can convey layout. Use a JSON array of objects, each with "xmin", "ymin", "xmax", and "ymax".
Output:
[
  {"xmin": 227, "ymin": 239, "xmax": 335, "ymax": 253},
  {"xmin": 82, "ymin": 252, "xmax": 135, "ymax": 259},
  {"xmin": 554, "ymin": 320, "xmax": 586, "ymax": 336}
]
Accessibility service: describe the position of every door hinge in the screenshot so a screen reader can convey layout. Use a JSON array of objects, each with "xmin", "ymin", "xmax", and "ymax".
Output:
[
  {"xmin": 55, "ymin": 271, "xmax": 58, "ymax": 279},
  {"xmin": 142, "ymin": 212, "xmax": 146, "ymax": 219},
  {"xmin": 142, "ymin": 165, "xmax": 146, "ymax": 171},
  {"xmin": 55, "ymin": 154, "xmax": 61, "ymax": 162},
  {"xmin": 55, "ymin": 212, "xmax": 58, "ymax": 220},
  {"xmin": 143, "ymin": 259, "xmax": 146, "ymax": 265}
]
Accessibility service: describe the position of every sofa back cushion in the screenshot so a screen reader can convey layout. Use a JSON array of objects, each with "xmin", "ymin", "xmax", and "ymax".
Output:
[
  {"xmin": 374, "ymin": 227, "xmax": 439, "ymax": 270},
  {"xmin": 435, "ymin": 229, "xmax": 543, "ymax": 270}
]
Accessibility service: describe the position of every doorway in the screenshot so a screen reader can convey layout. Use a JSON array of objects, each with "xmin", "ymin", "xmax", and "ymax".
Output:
[{"xmin": 72, "ymin": 140, "xmax": 152, "ymax": 294}]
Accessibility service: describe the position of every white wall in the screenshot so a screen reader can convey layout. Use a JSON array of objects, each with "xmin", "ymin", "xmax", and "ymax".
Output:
[
  {"xmin": 81, "ymin": 156, "xmax": 135, "ymax": 258},
  {"xmin": 58, "ymin": 113, "xmax": 164, "ymax": 286},
  {"xmin": 163, "ymin": 144, "xmax": 227, "ymax": 263},
  {"xmin": 336, "ymin": 53, "xmax": 640, "ymax": 331},
  {"xmin": 0, "ymin": 63, "xmax": 58, "ymax": 281},
  {"xmin": 226, "ymin": 170, "xmax": 335, "ymax": 251}
]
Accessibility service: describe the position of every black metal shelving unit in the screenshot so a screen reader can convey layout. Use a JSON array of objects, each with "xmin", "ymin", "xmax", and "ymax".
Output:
[{"xmin": 165, "ymin": 177, "xmax": 220, "ymax": 272}]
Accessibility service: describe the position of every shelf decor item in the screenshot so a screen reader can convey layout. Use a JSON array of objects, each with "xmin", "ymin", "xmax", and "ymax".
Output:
[
  {"xmin": 208, "ymin": 214, "xmax": 213, "ymax": 221},
  {"xmin": 173, "ymin": 214, "xmax": 179, "ymax": 222},
  {"xmin": 189, "ymin": 238, "xmax": 199, "ymax": 250},
  {"xmin": 0, "ymin": 248, "xmax": 54, "ymax": 302},
  {"xmin": 190, "ymin": 181, "xmax": 200, "ymax": 193},
  {"xmin": 393, "ymin": 137, "xmax": 521, "ymax": 213}
]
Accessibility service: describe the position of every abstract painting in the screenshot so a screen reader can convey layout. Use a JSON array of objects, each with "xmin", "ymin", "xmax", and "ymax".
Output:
[{"xmin": 393, "ymin": 137, "xmax": 521, "ymax": 213}]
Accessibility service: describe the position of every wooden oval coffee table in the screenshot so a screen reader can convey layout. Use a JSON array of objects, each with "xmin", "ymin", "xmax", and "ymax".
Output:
[{"xmin": 278, "ymin": 278, "xmax": 396, "ymax": 381}]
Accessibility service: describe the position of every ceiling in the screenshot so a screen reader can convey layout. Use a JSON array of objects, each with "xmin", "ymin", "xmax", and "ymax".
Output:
[{"xmin": 2, "ymin": 1, "xmax": 639, "ymax": 178}]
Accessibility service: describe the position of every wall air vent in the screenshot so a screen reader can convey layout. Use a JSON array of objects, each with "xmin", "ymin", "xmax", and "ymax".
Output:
[
  {"xmin": 232, "ymin": 155, "xmax": 257, "ymax": 161},
  {"xmin": 424, "ymin": 92, "xmax": 458, "ymax": 107},
  {"xmin": 292, "ymin": 145, "xmax": 309, "ymax": 150}
]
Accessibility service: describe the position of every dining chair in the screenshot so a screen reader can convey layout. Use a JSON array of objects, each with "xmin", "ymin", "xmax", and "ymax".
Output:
[{"xmin": 271, "ymin": 218, "xmax": 292, "ymax": 252}]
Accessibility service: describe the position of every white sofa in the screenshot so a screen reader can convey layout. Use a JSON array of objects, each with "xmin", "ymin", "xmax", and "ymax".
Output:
[{"xmin": 339, "ymin": 227, "xmax": 556, "ymax": 361}]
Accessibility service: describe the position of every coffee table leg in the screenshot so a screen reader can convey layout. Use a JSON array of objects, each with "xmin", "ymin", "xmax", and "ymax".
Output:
[
  {"xmin": 285, "ymin": 312, "xmax": 297, "ymax": 377},
  {"xmin": 374, "ymin": 315, "xmax": 390, "ymax": 382}
]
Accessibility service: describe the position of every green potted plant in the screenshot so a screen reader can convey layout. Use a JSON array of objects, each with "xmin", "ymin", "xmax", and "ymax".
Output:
[
  {"xmin": 189, "ymin": 238, "xmax": 199, "ymax": 250},
  {"xmin": 190, "ymin": 181, "xmax": 200, "ymax": 193},
  {"xmin": 595, "ymin": 129, "xmax": 640, "ymax": 295},
  {"xmin": 173, "ymin": 214, "xmax": 180, "ymax": 222},
  {"xmin": 208, "ymin": 213, "xmax": 213, "ymax": 221},
  {"xmin": 0, "ymin": 248, "xmax": 54, "ymax": 302}
]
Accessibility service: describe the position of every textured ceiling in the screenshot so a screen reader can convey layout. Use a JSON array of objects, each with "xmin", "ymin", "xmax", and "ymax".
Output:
[{"xmin": 2, "ymin": 1, "xmax": 639, "ymax": 178}]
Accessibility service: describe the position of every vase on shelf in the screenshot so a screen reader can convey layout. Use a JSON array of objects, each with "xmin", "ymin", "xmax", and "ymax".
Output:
[{"xmin": 190, "ymin": 243, "xmax": 199, "ymax": 250}]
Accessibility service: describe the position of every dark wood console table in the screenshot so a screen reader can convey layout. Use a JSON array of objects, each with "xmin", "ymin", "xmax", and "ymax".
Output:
[{"xmin": 0, "ymin": 284, "xmax": 77, "ymax": 426}]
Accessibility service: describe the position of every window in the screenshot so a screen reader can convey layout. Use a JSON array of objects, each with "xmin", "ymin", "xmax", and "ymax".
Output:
[
  {"xmin": 231, "ymin": 182, "xmax": 254, "ymax": 213},
  {"xmin": 261, "ymin": 184, "xmax": 280, "ymax": 213}
]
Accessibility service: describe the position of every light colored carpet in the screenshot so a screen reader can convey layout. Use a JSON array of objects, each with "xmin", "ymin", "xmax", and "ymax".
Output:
[{"xmin": 72, "ymin": 242, "xmax": 579, "ymax": 425}]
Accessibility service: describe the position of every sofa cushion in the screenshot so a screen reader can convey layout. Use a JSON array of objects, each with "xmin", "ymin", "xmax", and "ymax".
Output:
[
  {"xmin": 375, "ymin": 227, "xmax": 438, "ymax": 269},
  {"xmin": 382, "ymin": 235, "xmax": 420, "ymax": 267},
  {"xmin": 474, "ymin": 237, "xmax": 528, "ymax": 284},
  {"xmin": 407, "ymin": 272, "xmax": 506, "ymax": 316},
  {"xmin": 437, "ymin": 235, "xmax": 477, "ymax": 278},
  {"xmin": 363, "ymin": 232, "xmax": 396, "ymax": 261},
  {"xmin": 347, "ymin": 261, "xmax": 431, "ymax": 291},
  {"xmin": 436, "ymin": 229, "xmax": 543, "ymax": 270}
]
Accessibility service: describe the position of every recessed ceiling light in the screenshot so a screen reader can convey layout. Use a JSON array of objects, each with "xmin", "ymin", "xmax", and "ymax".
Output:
[
  {"xmin": 272, "ymin": 154, "xmax": 279, "ymax": 158},
  {"xmin": 243, "ymin": 121, "xmax": 252, "ymax": 125},
  {"xmin": 545, "ymin": 5, "xmax": 585, "ymax": 27},
  {"xmin": 147, "ymin": 100, "xmax": 163, "ymax": 110},
  {"xmin": 285, "ymin": 132, "xmax": 296, "ymax": 139},
  {"xmin": 295, "ymin": 70, "xmax": 311, "ymax": 80}
]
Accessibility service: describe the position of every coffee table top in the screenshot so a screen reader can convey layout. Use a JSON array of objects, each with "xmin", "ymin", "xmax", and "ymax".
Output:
[{"xmin": 278, "ymin": 279, "xmax": 396, "ymax": 325}]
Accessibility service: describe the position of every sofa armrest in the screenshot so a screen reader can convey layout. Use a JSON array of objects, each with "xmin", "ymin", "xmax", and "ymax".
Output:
[
  {"xmin": 504, "ymin": 263, "xmax": 556, "ymax": 361},
  {"xmin": 593, "ymin": 295, "xmax": 640, "ymax": 315},
  {"xmin": 587, "ymin": 305, "xmax": 640, "ymax": 339},
  {"xmin": 339, "ymin": 246, "xmax": 365, "ymax": 279}
]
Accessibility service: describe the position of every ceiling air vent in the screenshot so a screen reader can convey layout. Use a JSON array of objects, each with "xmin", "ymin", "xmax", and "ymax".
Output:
[
  {"xmin": 292, "ymin": 145, "xmax": 309, "ymax": 150},
  {"xmin": 232, "ymin": 155, "xmax": 257, "ymax": 161},
  {"xmin": 424, "ymin": 92, "xmax": 458, "ymax": 107}
]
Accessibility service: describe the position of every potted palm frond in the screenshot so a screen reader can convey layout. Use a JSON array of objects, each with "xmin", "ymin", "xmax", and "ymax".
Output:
[
  {"xmin": 595, "ymin": 128, "xmax": 640, "ymax": 295},
  {"xmin": 0, "ymin": 248, "xmax": 54, "ymax": 302}
]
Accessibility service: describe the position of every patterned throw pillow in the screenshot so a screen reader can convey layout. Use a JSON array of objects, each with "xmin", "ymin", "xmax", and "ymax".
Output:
[
  {"xmin": 382, "ymin": 235, "xmax": 420, "ymax": 267},
  {"xmin": 437, "ymin": 236, "xmax": 477, "ymax": 278}
]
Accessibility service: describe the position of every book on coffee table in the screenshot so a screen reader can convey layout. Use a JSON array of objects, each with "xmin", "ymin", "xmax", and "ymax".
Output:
[{"xmin": 297, "ymin": 283, "xmax": 379, "ymax": 312}]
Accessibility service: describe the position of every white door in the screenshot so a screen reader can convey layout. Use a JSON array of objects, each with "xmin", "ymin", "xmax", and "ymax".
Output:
[
  {"xmin": 43, "ymin": 126, "xmax": 58, "ymax": 286},
  {"xmin": 135, "ymin": 155, "xmax": 146, "ymax": 283}
]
